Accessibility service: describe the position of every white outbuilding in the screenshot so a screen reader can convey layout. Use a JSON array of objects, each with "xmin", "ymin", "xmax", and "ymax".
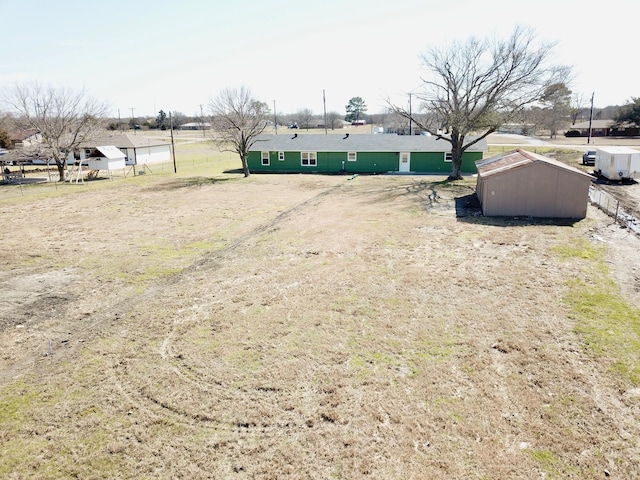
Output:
[
  {"xmin": 87, "ymin": 145, "xmax": 127, "ymax": 172},
  {"xmin": 79, "ymin": 133, "xmax": 172, "ymax": 170}
]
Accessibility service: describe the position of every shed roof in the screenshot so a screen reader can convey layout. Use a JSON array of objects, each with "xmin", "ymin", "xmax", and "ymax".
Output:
[
  {"xmin": 250, "ymin": 133, "xmax": 487, "ymax": 153},
  {"xmin": 476, "ymin": 149, "xmax": 593, "ymax": 179},
  {"xmin": 82, "ymin": 132, "xmax": 170, "ymax": 148},
  {"xmin": 94, "ymin": 145, "xmax": 126, "ymax": 159}
]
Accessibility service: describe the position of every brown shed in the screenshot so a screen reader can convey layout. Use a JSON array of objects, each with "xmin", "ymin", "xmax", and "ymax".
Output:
[{"xmin": 475, "ymin": 149, "xmax": 593, "ymax": 218}]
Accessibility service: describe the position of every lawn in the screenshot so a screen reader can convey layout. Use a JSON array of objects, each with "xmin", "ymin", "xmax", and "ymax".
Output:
[{"xmin": 1, "ymin": 140, "xmax": 639, "ymax": 479}]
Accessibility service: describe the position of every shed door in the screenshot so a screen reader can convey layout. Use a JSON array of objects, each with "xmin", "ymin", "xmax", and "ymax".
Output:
[{"xmin": 399, "ymin": 152, "xmax": 411, "ymax": 172}]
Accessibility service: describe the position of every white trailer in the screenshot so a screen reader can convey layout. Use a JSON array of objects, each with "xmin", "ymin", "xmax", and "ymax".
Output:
[{"xmin": 595, "ymin": 147, "xmax": 640, "ymax": 181}]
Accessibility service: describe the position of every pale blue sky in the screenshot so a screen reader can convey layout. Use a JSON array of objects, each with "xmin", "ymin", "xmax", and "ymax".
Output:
[{"xmin": 0, "ymin": 0, "xmax": 637, "ymax": 118}]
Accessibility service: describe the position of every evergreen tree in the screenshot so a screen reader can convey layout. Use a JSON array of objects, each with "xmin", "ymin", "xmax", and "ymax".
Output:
[
  {"xmin": 156, "ymin": 110, "xmax": 167, "ymax": 130},
  {"xmin": 0, "ymin": 127, "xmax": 10, "ymax": 148},
  {"xmin": 614, "ymin": 97, "xmax": 640, "ymax": 126},
  {"xmin": 345, "ymin": 97, "xmax": 367, "ymax": 122}
]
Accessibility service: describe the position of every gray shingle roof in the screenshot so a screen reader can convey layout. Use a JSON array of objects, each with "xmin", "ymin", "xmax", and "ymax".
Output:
[
  {"xmin": 249, "ymin": 133, "xmax": 486, "ymax": 152},
  {"xmin": 81, "ymin": 132, "xmax": 170, "ymax": 148}
]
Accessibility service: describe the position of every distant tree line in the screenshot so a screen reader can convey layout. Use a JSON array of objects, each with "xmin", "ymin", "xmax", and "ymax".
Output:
[{"xmin": 1, "ymin": 34, "xmax": 640, "ymax": 183}]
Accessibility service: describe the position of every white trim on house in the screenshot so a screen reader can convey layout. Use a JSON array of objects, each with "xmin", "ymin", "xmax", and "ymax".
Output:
[{"xmin": 301, "ymin": 152, "xmax": 317, "ymax": 166}]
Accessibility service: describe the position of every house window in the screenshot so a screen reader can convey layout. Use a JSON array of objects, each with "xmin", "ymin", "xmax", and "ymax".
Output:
[
  {"xmin": 261, "ymin": 151, "xmax": 270, "ymax": 166},
  {"xmin": 347, "ymin": 152, "xmax": 357, "ymax": 162},
  {"xmin": 278, "ymin": 151, "xmax": 285, "ymax": 161},
  {"xmin": 444, "ymin": 152, "xmax": 453, "ymax": 162},
  {"xmin": 301, "ymin": 152, "xmax": 317, "ymax": 166}
]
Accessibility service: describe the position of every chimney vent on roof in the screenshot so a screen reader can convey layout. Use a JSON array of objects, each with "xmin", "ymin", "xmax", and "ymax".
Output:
[{"xmin": 343, "ymin": 133, "xmax": 349, "ymax": 139}]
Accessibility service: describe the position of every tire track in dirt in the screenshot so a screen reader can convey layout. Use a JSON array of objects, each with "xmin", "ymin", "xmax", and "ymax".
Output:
[
  {"xmin": 0, "ymin": 181, "xmax": 345, "ymax": 387},
  {"xmin": 140, "ymin": 182, "xmax": 347, "ymax": 423}
]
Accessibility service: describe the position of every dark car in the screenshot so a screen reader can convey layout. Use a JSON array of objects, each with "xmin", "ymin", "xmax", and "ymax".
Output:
[{"xmin": 582, "ymin": 150, "xmax": 596, "ymax": 165}]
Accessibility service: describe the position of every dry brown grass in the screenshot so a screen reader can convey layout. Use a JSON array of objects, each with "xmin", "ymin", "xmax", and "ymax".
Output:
[{"xmin": 1, "ymin": 153, "xmax": 640, "ymax": 478}]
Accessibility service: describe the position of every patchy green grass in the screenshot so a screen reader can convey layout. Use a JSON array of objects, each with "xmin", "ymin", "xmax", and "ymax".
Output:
[
  {"xmin": 552, "ymin": 238, "xmax": 605, "ymax": 261},
  {"xmin": 557, "ymin": 240, "xmax": 640, "ymax": 384},
  {"xmin": 0, "ymin": 380, "xmax": 65, "ymax": 477},
  {"xmin": 526, "ymin": 449, "xmax": 562, "ymax": 476},
  {"xmin": 2, "ymin": 166, "xmax": 640, "ymax": 478}
]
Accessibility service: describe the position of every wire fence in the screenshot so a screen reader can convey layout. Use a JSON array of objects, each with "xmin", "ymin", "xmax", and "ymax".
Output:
[{"xmin": 589, "ymin": 184, "xmax": 640, "ymax": 235}]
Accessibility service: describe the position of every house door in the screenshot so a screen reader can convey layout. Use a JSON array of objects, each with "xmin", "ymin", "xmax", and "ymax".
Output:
[{"xmin": 399, "ymin": 152, "xmax": 411, "ymax": 172}]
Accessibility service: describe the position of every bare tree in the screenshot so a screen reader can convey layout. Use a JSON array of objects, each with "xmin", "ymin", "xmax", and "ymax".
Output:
[
  {"xmin": 209, "ymin": 86, "xmax": 269, "ymax": 177},
  {"xmin": 326, "ymin": 110, "xmax": 342, "ymax": 130},
  {"xmin": 170, "ymin": 111, "xmax": 188, "ymax": 130},
  {"xmin": 389, "ymin": 26, "xmax": 571, "ymax": 179},
  {"xmin": 569, "ymin": 93, "xmax": 586, "ymax": 125},
  {"xmin": 296, "ymin": 108, "xmax": 315, "ymax": 130},
  {"xmin": 1, "ymin": 83, "xmax": 109, "ymax": 181}
]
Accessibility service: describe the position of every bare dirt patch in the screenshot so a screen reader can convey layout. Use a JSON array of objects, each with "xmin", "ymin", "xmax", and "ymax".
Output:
[{"xmin": 1, "ymin": 170, "xmax": 639, "ymax": 478}]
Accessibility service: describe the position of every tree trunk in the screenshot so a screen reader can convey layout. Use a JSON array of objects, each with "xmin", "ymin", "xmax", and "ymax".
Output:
[
  {"xmin": 56, "ymin": 160, "xmax": 66, "ymax": 182},
  {"xmin": 448, "ymin": 133, "xmax": 464, "ymax": 180},
  {"xmin": 448, "ymin": 160, "xmax": 463, "ymax": 181},
  {"xmin": 241, "ymin": 155, "xmax": 251, "ymax": 178}
]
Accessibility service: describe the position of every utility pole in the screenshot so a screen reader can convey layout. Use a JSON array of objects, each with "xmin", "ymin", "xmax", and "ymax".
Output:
[
  {"xmin": 118, "ymin": 109, "xmax": 122, "ymax": 132},
  {"xmin": 169, "ymin": 111, "xmax": 177, "ymax": 173},
  {"xmin": 587, "ymin": 92, "xmax": 594, "ymax": 145},
  {"xmin": 199, "ymin": 104, "xmax": 205, "ymax": 138},
  {"xmin": 130, "ymin": 107, "xmax": 135, "ymax": 135},
  {"xmin": 408, "ymin": 93, "xmax": 412, "ymax": 135},
  {"xmin": 323, "ymin": 90, "xmax": 328, "ymax": 134},
  {"xmin": 273, "ymin": 99, "xmax": 278, "ymax": 134}
]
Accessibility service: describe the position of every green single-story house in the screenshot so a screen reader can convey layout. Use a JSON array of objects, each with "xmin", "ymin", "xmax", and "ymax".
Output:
[{"xmin": 247, "ymin": 133, "xmax": 487, "ymax": 174}]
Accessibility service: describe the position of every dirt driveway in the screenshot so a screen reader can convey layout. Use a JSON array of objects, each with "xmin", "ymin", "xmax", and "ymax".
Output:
[{"xmin": 1, "ymin": 158, "xmax": 639, "ymax": 478}]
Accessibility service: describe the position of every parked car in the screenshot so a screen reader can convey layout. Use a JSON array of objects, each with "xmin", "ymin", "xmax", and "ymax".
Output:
[
  {"xmin": 565, "ymin": 129, "xmax": 581, "ymax": 137},
  {"xmin": 582, "ymin": 150, "xmax": 596, "ymax": 165}
]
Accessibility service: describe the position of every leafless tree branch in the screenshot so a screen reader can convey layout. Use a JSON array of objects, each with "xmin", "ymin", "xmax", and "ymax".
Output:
[
  {"xmin": 388, "ymin": 26, "xmax": 572, "ymax": 179},
  {"xmin": 209, "ymin": 86, "xmax": 269, "ymax": 177},
  {"xmin": 1, "ymin": 82, "xmax": 109, "ymax": 181}
]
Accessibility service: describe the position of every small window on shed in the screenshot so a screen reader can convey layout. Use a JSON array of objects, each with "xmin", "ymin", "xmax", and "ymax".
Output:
[
  {"xmin": 347, "ymin": 152, "xmax": 357, "ymax": 162},
  {"xmin": 278, "ymin": 151, "xmax": 285, "ymax": 161},
  {"xmin": 444, "ymin": 152, "xmax": 453, "ymax": 162},
  {"xmin": 261, "ymin": 151, "xmax": 270, "ymax": 166}
]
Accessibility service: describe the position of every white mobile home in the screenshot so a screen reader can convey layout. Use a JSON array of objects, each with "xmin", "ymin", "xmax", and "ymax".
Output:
[{"xmin": 595, "ymin": 147, "xmax": 640, "ymax": 181}]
